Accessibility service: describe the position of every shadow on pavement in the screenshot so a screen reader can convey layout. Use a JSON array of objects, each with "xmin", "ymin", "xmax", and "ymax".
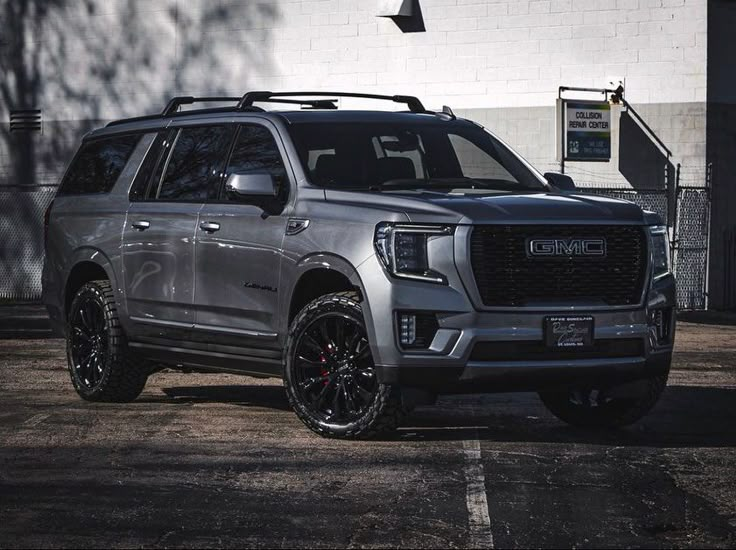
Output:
[
  {"xmin": 142, "ymin": 383, "xmax": 736, "ymax": 448},
  {"xmin": 139, "ymin": 384, "xmax": 292, "ymax": 411},
  {"xmin": 399, "ymin": 385, "xmax": 736, "ymax": 448}
]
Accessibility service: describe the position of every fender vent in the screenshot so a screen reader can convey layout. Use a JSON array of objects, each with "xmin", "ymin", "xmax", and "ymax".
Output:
[{"xmin": 10, "ymin": 109, "xmax": 42, "ymax": 133}]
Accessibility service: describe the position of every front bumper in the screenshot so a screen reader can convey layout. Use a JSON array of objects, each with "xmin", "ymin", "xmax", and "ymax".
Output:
[
  {"xmin": 376, "ymin": 351, "xmax": 672, "ymax": 393},
  {"xmin": 359, "ymin": 252, "xmax": 676, "ymax": 393}
]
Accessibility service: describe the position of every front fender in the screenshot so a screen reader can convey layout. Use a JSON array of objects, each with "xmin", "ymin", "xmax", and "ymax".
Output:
[{"xmin": 281, "ymin": 252, "xmax": 377, "ymax": 352}]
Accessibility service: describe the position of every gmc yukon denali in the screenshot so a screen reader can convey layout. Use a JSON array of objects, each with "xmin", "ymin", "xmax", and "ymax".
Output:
[{"xmin": 42, "ymin": 91, "xmax": 676, "ymax": 438}]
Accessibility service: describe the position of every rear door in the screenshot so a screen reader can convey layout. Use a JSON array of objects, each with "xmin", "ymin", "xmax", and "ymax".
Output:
[
  {"xmin": 122, "ymin": 124, "xmax": 234, "ymax": 341},
  {"xmin": 192, "ymin": 122, "xmax": 292, "ymax": 350}
]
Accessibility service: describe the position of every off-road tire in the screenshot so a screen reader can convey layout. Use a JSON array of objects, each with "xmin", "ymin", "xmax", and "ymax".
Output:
[
  {"xmin": 283, "ymin": 291, "xmax": 406, "ymax": 439},
  {"xmin": 539, "ymin": 374, "xmax": 668, "ymax": 428},
  {"xmin": 66, "ymin": 280, "xmax": 149, "ymax": 402}
]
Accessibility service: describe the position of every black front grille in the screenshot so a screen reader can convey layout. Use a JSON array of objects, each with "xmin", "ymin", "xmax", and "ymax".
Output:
[
  {"xmin": 469, "ymin": 338, "xmax": 645, "ymax": 362},
  {"xmin": 470, "ymin": 225, "xmax": 647, "ymax": 307}
]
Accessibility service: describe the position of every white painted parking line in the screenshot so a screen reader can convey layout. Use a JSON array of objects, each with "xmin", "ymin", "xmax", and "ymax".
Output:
[
  {"xmin": 462, "ymin": 431, "xmax": 494, "ymax": 549},
  {"xmin": 22, "ymin": 413, "xmax": 50, "ymax": 427}
]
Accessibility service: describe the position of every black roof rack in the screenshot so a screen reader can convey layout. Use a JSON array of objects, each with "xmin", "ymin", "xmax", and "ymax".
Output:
[
  {"xmin": 260, "ymin": 98, "xmax": 339, "ymax": 110},
  {"xmin": 237, "ymin": 91, "xmax": 427, "ymax": 113},
  {"xmin": 106, "ymin": 105, "xmax": 259, "ymax": 128},
  {"xmin": 162, "ymin": 96, "xmax": 241, "ymax": 115},
  {"xmin": 106, "ymin": 91, "xmax": 431, "ymax": 128}
]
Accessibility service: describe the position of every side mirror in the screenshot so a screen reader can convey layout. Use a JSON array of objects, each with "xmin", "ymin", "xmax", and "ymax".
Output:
[
  {"xmin": 225, "ymin": 172, "xmax": 278, "ymax": 201},
  {"xmin": 544, "ymin": 172, "xmax": 576, "ymax": 192}
]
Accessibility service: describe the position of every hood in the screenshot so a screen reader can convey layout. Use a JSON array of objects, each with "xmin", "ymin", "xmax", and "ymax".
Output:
[{"xmin": 324, "ymin": 189, "xmax": 656, "ymax": 225}]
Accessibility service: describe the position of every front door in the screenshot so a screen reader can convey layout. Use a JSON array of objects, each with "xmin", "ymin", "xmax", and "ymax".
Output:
[{"xmin": 193, "ymin": 122, "xmax": 292, "ymax": 350}]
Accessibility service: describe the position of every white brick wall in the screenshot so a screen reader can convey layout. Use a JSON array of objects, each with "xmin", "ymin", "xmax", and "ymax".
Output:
[
  {"xmin": 0, "ymin": 0, "xmax": 709, "ymax": 186},
  {"xmin": 5, "ymin": 0, "xmax": 704, "ymax": 116},
  {"xmin": 174, "ymin": 0, "xmax": 705, "ymax": 110}
]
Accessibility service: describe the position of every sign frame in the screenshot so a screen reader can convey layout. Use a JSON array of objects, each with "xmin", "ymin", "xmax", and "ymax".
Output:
[{"xmin": 559, "ymin": 98, "xmax": 612, "ymax": 164}]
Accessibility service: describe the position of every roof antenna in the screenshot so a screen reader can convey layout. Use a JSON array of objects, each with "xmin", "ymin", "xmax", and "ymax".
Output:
[{"xmin": 442, "ymin": 105, "xmax": 456, "ymax": 120}]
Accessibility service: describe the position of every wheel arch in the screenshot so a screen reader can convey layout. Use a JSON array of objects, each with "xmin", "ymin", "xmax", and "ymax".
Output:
[
  {"xmin": 63, "ymin": 248, "xmax": 119, "ymax": 319},
  {"xmin": 287, "ymin": 253, "xmax": 370, "ymax": 325}
]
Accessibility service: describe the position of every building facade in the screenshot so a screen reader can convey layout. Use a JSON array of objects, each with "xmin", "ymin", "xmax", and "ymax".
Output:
[{"xmin": 0, "ymin": 0, "xmax": 732, "ymax": 308}]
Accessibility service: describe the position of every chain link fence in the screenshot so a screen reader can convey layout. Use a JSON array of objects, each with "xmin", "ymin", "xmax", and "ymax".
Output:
[
  {"xmin": 577, "ymin": 184, "xmax": 710, "ymax": 310},
  {"xmin": 0, "ymin": 186, "xmax": 57, "ymax": 301},
  {"xmin": 672, "ymin": 188, "xmax": 710, "ymax": 310}
]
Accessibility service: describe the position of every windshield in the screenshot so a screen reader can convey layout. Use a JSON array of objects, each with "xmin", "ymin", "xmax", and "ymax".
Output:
[{"xmin": 288, "ymin": 120, "xmax": 547, "ymax": 192}]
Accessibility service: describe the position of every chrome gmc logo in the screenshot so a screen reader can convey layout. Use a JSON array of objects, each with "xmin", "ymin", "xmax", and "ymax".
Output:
[{"xmin": 527, "ymin": 238, "xmax": 606, "ymax": 257}]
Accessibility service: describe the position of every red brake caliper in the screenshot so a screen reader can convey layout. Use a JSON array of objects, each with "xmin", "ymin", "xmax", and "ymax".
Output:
[{"xmin": 320, "ymin": 348, "xmax": 329, "ymax": 385}]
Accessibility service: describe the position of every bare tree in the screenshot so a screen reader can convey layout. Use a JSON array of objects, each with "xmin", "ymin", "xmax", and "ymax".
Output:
[{"xmin": 0, "ymin": 0, "xmax": 280, "ymax": 299}]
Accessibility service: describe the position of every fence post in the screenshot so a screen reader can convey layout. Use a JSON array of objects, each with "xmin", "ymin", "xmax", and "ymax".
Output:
[
  {"xmin": 704, "ymin": 162, "xmax": 713, "ymax": 310},
  {"xmin": 670, "ymin": 163, "xmax": 681, "ymax": 269}
]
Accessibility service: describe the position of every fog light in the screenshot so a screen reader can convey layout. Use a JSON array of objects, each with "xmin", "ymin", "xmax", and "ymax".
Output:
[
  {"xmin": 400, "ymin": 314, "xmax": 417, "ymax": 346},
  {"xmin": 397, "ymin": 312, "xmax": 439, "ymax": 349},
  {"xmin": 649, "ymin": 307, "xmax": 672, "ymax": 345}
]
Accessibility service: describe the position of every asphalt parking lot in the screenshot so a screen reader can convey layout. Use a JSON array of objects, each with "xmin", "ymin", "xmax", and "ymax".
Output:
[{"xmin": 1, "ymin": 320, "xmax": 735, "ymax": 548}]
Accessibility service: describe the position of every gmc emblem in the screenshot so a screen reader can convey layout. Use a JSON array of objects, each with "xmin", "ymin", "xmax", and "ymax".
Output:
[{"xmin": 527, "ymin": 238, "xmax": 606, "ymax": 257}]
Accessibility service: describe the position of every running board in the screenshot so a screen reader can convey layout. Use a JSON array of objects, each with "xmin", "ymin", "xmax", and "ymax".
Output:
[{"xmin": 129, "ymin": 341, "xmax": 282, "ymax": 378}]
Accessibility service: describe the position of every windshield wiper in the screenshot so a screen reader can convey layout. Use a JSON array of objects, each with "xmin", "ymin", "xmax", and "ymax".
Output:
[{"xmin": 371, "ymin": 177, "xmax": 522, "ymax": 191}]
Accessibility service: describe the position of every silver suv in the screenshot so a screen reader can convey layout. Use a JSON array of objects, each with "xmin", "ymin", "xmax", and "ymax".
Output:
[{"xmin": 42, "ymin": 91, "xmax": 676, "ymax": 438}]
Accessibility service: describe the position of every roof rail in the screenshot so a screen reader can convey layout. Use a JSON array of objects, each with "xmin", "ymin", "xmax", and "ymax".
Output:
[
  {"xmin": 237, "ymin": 91, "xmax": 427, "ymax": 113},
  {"xmin": 106, "ymin": 91, "xmax": 430, "ymax": 128},
  {"xmin": 161, "ymin": 96, "xmax": 241, "ymax": 116},
  {"xmin": 264, "ymin": 98, "xmax": 339, "ymax": 110}
]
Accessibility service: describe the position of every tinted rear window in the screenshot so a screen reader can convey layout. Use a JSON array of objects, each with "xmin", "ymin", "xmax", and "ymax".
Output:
[{"xmin": 58, "ymin": 134, "xmax": 141, "ymax": 195}]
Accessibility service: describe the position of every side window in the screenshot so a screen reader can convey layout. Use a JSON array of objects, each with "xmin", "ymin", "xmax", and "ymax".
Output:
[
  {"xmin": 448, "ymin": 134, "xmax": 517, "ymax": 182},
  {"xmin": 156, "ymin": 126, "xmax": 232, "ymax": 201},
  {"xmin": 128, "ymin": 131, "xmax": 170, "ymax": 201},
  {"xmin": 225, "ymin": 124, "xmax": 289, "ymax": 201},
  {"xmin": 58, "ymin": 134, "xmax": 141, "ymax": 195}
]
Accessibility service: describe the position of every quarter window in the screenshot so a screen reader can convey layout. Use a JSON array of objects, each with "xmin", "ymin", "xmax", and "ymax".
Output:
[
  {"xmin": 157, "ymin": 126, "xmax": 232, "ymax": 201},
  {"xmin": 58, "ymin": 134, "xmax": 141, "ymax": 195}
]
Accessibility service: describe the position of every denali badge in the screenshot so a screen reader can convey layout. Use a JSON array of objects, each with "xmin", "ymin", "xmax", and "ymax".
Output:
[{"xmin": 527, "ymin": 238, "xmax": 606, "ymax": 257}]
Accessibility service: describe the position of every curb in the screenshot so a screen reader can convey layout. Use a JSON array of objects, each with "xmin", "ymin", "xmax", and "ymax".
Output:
[{"xmin": 0, "ymin": 304, "xmax": 54, "ymax": 339}]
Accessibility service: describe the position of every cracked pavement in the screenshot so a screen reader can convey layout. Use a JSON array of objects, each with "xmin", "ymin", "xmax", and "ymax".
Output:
[{"xmin": 0, "ymin": 321, "xmax": 734, "ymax": 548}]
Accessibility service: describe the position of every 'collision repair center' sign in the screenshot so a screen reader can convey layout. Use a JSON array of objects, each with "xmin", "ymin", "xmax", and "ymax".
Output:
[{"xmin": 565, "ymin": 100, "xmax": 611, "ymax": 161}]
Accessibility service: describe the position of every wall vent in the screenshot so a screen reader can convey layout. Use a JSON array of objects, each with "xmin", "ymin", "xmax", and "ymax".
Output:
[{"xmin": 10, "ymin": 109, "xmax": 42, "ymax": 133}]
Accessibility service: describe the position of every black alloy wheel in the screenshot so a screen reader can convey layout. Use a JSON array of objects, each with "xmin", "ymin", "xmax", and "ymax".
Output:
[
  {"xmin": 292, "ymin": 312, "xmax": 377, "ymax": 423},
  {"xmin": 284, "ymin": 291, "xmax": 405, "ymax": 439},
  {"xmin": 66, "ymin": 280, "xmax": 149, "ymax": 402},
  {"xmin": 69, "ymin": 293, "xmax": 109, "ymax": 389}
]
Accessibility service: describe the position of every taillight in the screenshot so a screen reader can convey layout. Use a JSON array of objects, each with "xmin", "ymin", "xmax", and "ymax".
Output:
[{"xmin": 44, "ymin": 200, "xmax": 54, "ymax": 246}]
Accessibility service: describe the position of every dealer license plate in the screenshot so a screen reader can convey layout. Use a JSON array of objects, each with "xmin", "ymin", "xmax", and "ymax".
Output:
[{"xmin": 544, "ymin": 315, "xmax": 594, "ymax": 349}]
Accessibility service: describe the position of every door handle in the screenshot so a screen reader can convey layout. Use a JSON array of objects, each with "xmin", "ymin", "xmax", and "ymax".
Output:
[
  {"xmin": 199, "ymin": 221, "xmax": 221, "ymax": 233},
  {"xmin": 131, "ymin": 220, "xmax": 150, "ymax": 231}
]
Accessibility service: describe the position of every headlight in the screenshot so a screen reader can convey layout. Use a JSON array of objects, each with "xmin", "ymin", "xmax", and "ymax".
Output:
[
  {"xmin": 649, "ymin": 225, "xmax": 671, "ymax": 279},
  {"xmin": 374, "ymin": 223, "xmax": 453, "ymax": 284}
]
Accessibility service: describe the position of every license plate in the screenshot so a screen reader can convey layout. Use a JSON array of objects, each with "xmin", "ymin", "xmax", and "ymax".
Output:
[{"xmin": 544, "ymin": 315, "xmax": 594, "ymax": 349}]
